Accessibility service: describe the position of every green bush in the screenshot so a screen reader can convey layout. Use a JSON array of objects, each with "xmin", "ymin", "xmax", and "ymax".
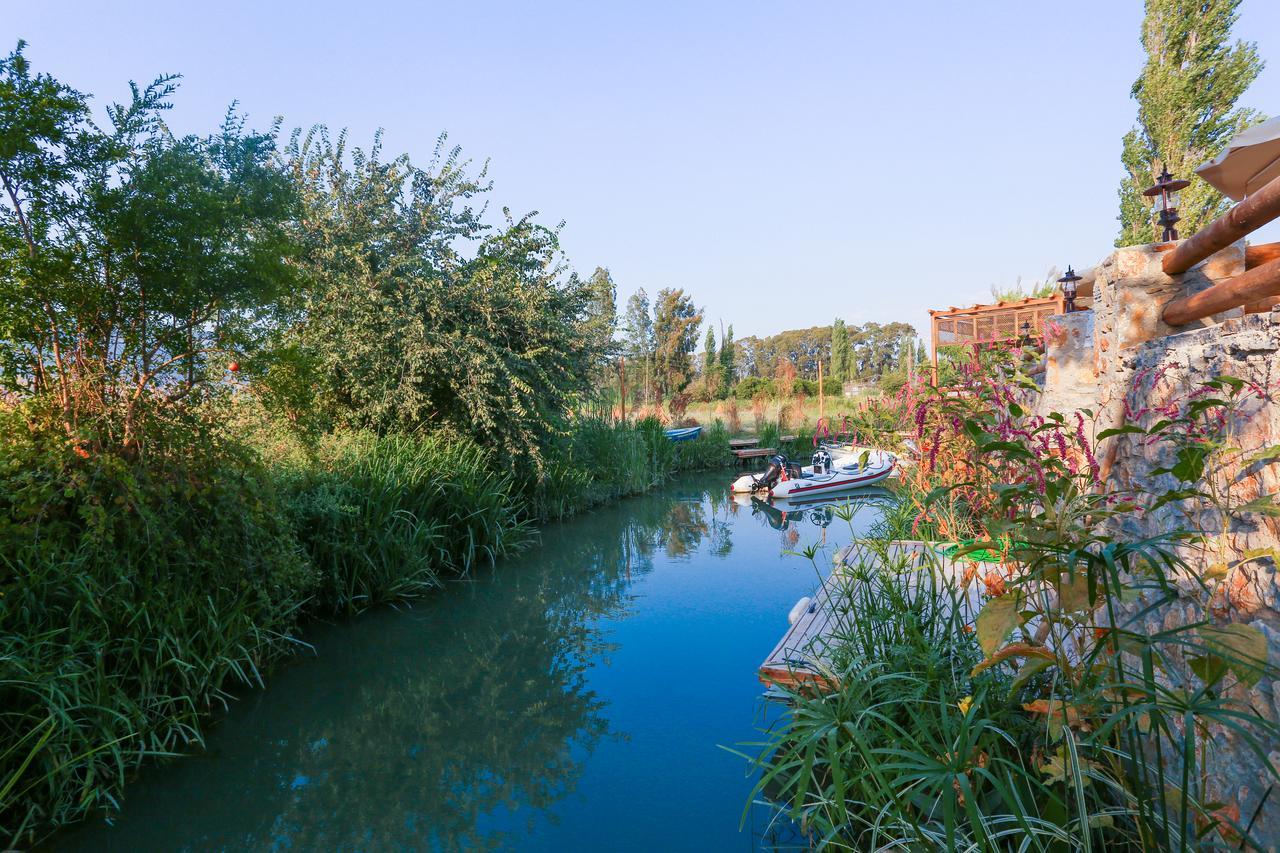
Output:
[
  {"xmin": 732, "ymin": 376, "xmax": 776, "ymax": 399},
  {"xmin": 793, "ymin": 377, "xmax": 842, "ymax": 397},
  {"xmin": 0, "ymin": 409, "xmax": 312, "ymax": 845}
]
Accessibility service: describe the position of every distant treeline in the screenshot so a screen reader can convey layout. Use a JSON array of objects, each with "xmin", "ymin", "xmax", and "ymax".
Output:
[{"xmin": 733, "ymin": 321, "xmax": 920, "ymax": 383}]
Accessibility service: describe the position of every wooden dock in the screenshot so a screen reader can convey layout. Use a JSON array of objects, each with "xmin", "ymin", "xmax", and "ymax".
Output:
[
  {"xmin": 733, "ymin": 447, "xmax": 776, "ymax": 465},
  {"xmin": 758, "ymin": 540, "xmax": 985, "ymax": 692}
]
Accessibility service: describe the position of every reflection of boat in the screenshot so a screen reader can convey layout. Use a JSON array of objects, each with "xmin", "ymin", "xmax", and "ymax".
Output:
[
  {"xmin": 663, "ymin": 426, "xmax": 702, "ymax": 442},
  {"xmin": 730, "ymin": 448, "xmax": 896, "ymax": 497},
  {"xmin": 772, "ymin": 486, "xmax": 895, "ymax": 510}
]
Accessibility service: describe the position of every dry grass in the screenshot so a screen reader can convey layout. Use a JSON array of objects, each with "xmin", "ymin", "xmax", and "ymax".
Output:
[{"xmin": 685, "ymin": 395, "xmax": 864, "ymax": 435}]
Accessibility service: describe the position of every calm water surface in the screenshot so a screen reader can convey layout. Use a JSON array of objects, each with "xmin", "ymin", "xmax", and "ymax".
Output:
[{"xmin": 60, "ymin": 473, "xmax": 889, "ymax": 852}]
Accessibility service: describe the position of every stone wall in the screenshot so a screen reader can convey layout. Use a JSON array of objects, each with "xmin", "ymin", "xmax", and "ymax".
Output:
[{"xmin": 1037, "ymin": 241, "xmax": 1280, "ymax": 848}]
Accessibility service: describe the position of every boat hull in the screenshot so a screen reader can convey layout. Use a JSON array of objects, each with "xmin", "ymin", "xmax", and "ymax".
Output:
[
  {"xmin": 730, "ymin": 450, "xmax": 896, "ymax": 496},
  {"xmin": 663, "ymin": 426, "xmax": 703, "ymax": 442}
]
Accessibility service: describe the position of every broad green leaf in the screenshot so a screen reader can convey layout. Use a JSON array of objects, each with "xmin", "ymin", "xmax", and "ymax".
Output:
[
  {"xmin": 1096, "ymin": 424, "xmax": 1146, "ymax": 440},
  {"xmin": 976, "ymin": 593, "xmax": 1023, "ymax": 656},
  {"xmin": 1244, "ymin": 445, "xmax": 1280, "ymax": 465},
  {"xmin": 1238, "ymin": 494, "xmax": 1280, "ymax": 517}
]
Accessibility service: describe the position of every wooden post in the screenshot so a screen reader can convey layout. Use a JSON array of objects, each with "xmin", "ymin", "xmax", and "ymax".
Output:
[
  {"xmin": 618, "ymin": 356, "xmax": 626, "ymax": 423},
  {"xmin": 930, "ymin": 315, "xmax": 940, "ymax": 387},
  {"xmin": 818, "ymin": 361, "xmax": 824, "ymax": 420},
  {"xmin": 1162, "ymin": 257, "xmax": 1280, "ymax": 326},
  {"xmin": 1163, "ymin": 174, "xmax": 1280, "ymax": 276}
]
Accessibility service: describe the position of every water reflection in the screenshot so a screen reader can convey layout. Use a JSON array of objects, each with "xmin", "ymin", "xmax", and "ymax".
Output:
[{"xmin": 58, "ymin": 475, "xmax": 884, "ymax": 852}]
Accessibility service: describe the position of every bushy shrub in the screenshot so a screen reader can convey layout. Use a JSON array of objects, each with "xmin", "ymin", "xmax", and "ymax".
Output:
[
  {"xmin": 733, "ymin": 376, "xmax": 776, "ymax": 399},
  {"xmin": 0, "ymin": 408, "xmax": 311, "ymax": 845}
]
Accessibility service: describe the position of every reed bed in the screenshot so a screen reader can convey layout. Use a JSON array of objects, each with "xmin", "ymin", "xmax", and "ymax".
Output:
[{"xmin": 1, "ymin": 410, "xmax": 737, "ymax": 845}]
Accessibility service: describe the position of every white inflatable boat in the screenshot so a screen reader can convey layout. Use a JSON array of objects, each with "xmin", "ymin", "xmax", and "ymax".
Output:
[{"xmin": 730, "ymin": 448, "xmax": 897, "ymax": 498}]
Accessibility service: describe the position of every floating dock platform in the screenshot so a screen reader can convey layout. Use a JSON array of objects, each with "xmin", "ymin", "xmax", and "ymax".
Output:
[{"xmin": 757, "ymin": 540, "xmax": 985, "ymax": 692}]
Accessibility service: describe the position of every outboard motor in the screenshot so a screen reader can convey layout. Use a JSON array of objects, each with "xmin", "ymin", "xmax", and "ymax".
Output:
[
  {"xmin": 753, "ymin": 453, "xmax": 788, "ymax": 491},
  {"xmin": 811, "ymin": 449, "xmax": 833, "ymax": 475}
]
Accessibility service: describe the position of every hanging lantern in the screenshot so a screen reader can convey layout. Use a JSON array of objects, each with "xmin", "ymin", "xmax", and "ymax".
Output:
[
  {"xmin": 1142, "ymin": 165, "xmax": 1191, "ymax": 242},
  {"xmin": 1057, "ymin": 266, "xmax": 1082, "ymax": 313}
]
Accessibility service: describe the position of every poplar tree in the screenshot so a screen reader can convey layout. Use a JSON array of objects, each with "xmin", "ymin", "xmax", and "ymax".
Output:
[
  {"xmin": 1116, "ymin": 0, "xmax": 1263, "ymax": 246},
  {"xmin": 702, "ymin": 326, "xmax": 719, "ymax": 396},
  {"xmin": 830, "ymin": 318, "xmax": 850, "ymax": 383},
  {"xmin": 719, "ymin": 325, "xmax": 736, "ymax": 394},
  {"xmin": 582, "ymin": 266, "xmax": 617, "ymax": 364}
]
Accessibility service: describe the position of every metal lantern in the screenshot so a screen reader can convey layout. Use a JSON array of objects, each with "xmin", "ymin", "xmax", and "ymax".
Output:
[
  {"xmin": 1058, "ymin": 265, "xmax": 1082, "ymax": 313},
  {"xmin": 1019, "ymin": 319, "xmax": 1032, "ymax": 343},
  {"xmin": 1142, "ymin": 165, "xmax": 1191, "ymax": 242}
]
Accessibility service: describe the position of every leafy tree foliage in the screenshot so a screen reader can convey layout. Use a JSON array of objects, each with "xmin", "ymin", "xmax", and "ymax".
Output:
[
  {"xmin": 719, "ymin": 324, "xmax": 736, "ymax": 389},
  {"xmin": 651, "ymin": 288, "xmax": 702, "ymax": 396},
  {"xmin": 285, "ymin": 128, "xmax": 596, "ymax": 472},
  {"xmin": 621, "ymin": 287, "xmax": 655, "ymax": 402},
  {"xmin": 1116, "ymin": 0, "xmax": 1264, "ymax": 246},
  {"xmin": 581, "ymin": 266, "xmax": 617, "ymax": 375},
  {"xmin": 735, "ymin": 321, "xmax": 916, "ymax": 388},
  {"xmin": 701, "ymin": 325, "xmax": 720, "ymax": 398},
  {"xmin": 830, "ymin": 318, "xmax": 850, "ymax": 383},
  {"xmin": 0, "ymin": 42, "xmax": 298, "ymax": 448}
]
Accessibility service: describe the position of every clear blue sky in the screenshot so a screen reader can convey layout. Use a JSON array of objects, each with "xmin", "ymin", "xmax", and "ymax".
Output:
[{"xmin": 10, "ymin": 1, "xmax": 1280, "ymax": 340}]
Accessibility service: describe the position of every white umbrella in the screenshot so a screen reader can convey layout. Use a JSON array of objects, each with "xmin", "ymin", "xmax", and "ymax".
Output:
[{"xmin": 1195, "ymin": 117, "xmax": 1280, "ymax": 202}]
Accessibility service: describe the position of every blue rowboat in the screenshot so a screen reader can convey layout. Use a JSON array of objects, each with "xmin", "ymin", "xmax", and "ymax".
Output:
[{"xmin": 663, "ymin": 426, "xmax": 703, "ymax": 442}]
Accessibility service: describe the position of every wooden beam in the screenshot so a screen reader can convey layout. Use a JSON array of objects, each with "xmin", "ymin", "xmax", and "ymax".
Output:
[
  {"xmin": 1163, "ymin": 174, "xmax": 1280, "ymax": 276},
  {"xmin": 1244, "ymin": 245, "xmax": 1280, "ymax": 311},
  {"xmin": 1163, "ymin": 257, "xmax": 1280, "ymax": 326},
  {"xmin": 1247, "ymin": 242, "xmax": 1280, "ymax": 269}
]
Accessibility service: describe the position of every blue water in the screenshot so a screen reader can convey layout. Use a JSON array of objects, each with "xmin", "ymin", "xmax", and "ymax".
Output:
[{"xmin": 59, "ymin": 474, "xmax": 889, "ymax": 851}]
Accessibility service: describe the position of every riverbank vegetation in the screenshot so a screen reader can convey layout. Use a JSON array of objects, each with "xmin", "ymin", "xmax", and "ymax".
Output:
[
  {"xmin": 750, "ymin": 345, "xmax": 1280, "ymax": 849},
  {"xmin": 0, "ymin": 44, "xmax": 732, "ymax": 844}
]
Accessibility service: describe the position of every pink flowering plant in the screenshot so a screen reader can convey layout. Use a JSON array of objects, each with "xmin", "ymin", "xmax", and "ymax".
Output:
[{"xmin": 753, "ymin": 343, "xmax": 1280, "ymax": 850}]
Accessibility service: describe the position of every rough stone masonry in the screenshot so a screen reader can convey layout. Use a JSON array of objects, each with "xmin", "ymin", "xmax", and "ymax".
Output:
[{"xmin": 1038, "ymin": 240, "xmax": 1280, "ymax": 849}]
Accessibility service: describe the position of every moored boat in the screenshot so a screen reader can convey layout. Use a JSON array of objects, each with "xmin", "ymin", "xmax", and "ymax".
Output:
[
  {"xmin": 730, "ymin": 447, "xmax": 896, "ymax": 497},
  {"xmin": 663, "ymin": 426, "xmax": 703, "ymax": 442}
]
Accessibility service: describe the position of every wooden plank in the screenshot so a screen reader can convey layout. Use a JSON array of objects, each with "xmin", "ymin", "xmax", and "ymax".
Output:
[
  {"xmin": 728, "ymin": 438, "xmax": 759, "ymax": 449},
  {"xmin": 733, "ymin": 447, "xmax": 776, "ymax": 459},
  {"xmin": 778, "ymin": 434, "xmax": 798, "ymax": 443}
]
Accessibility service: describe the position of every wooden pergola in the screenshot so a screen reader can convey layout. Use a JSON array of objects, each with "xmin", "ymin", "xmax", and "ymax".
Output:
[{"xmin": 929, "ymin": 295, "xmax": 1064, "ymax": 385}]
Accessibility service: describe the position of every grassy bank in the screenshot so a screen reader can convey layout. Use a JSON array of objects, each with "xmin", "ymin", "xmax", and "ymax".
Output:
[{"xmin": 0, "ymin": 411, "xmax": 731, "ymax": 847}]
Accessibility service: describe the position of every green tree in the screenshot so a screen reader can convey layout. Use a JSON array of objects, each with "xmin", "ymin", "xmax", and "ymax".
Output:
[
  {"xmin": 622, "ymin": 288, "xmax": 654, "ymax": 402},
  {"xmin": 0, "ymin": 43, "xmax": 298, "ymax": 447},
  {"xmin": 287, "ymin": 128, "xmax": 594, "ymax": 473},
  {"xmin": 702, "ymin": 325, "xmax": 719, "ymax": 397},
  {"xmin": 830, "ymin": 318, "xmax": 850, "ymax": 383},
  {"xmin": 718, "ymin": 324, "xmax": 735, "ymax": 393},
  {"xmin": 1116, "ymin": 0, "xmax": 1264, "ymax": 246},
  {"xmin": 581, "ymin": 266, "xmax": 617, "ymax": 376},
  {"xmin": 651, "ymin": 288, "xmax": 702, "ymax": 396}
]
